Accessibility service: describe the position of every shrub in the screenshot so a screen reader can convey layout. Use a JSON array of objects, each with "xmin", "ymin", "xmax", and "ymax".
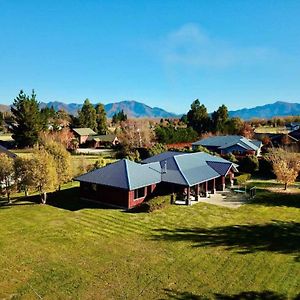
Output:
[
  {"xmin": 147, "ymin": 143, "xmax": 167, "ymax": 157},
  {"xmin": 137, "ymin": 195, "xmax": 171, "ymax": 213},
  {"xmin": 223, "ymin": 153, "xmax": 238, "ymax": 163},
  {"xmin": 238, "ymin": 156, "xmax": 259, "ymax": 174},
  {"xmin": 235, "ymin": 173, "xmax": 251, "ymax": 186},
  {"xmin": 155, "ymin": 126, "xmax": 198, "ymax": 144}
]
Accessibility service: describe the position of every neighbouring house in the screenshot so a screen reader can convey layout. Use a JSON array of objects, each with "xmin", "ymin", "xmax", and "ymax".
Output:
[
  {"xmin": 0, "ymin": 145, "xmax": 17, "ymax": 159},
  {"xmin": 268, "ymin": 133, "xmax": 299, "ymax": 147},
  {"xmin": 192, "ymin": 135, "xmax": 262, "ymax": 156},
  {"xmin": 72, "ymin": 128, "xmax": 118, "ymax": 148},
  {"xmin": 289, "ymin": 128, "xmax": 300, "ymax": 141},
  {"xmin": 75, "ymin": 151, "xmax": 238, "ymax": 209},
  {"xmin": 286, "ymin": 122, "xmax": 300, "ymax": 131},
  {"xmin": 72, "ymin": 128, "xmax": 97, "ymax": 145},
  {"xmin": 87, "ymin": 134, "xmax": 119, "ymax": 148}
]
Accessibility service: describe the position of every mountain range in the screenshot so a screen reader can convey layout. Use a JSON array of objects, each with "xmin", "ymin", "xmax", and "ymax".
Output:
[{"xmin": 0, "ymin": 100, "xmax": 299, "ymax": 120}]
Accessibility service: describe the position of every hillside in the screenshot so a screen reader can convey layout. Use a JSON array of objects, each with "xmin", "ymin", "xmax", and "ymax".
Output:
[
  {"xmin": 39, "ymin": 100, "xmax": 177, "ymax": 118},
  {"xmin": 1, "ymin": 100, "xmax": 300, "ymax": 119},
  {"xmin": 229, "ymin": 101, "xmax": 300, "ymax": 120}
]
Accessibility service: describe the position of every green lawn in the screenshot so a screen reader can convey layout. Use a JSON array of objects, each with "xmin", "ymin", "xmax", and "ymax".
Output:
[
  {"xmin": 0, "ymin": 184, "xmax": 299, "ymax": 299},
  {"xmin": 254, "ymin": 126, "xmax": 289, "ymax": 134}
]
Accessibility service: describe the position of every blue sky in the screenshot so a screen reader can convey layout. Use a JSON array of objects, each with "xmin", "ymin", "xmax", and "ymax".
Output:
[{"xmin": 0, "ymin": 0, "xmax": 300, "ymax": 114}]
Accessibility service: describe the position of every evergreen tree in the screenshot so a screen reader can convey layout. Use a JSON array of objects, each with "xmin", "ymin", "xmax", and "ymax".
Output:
[
  {"xmin": 187, "ymin": 99, "xmax": 210, "ymax": 134},
  {"xmin": 112, "ymin": 110, "xmax": 127, "ymax": 124},
  {"xmin": 78, "ymin": 99, "xmax": 97, "ymax": 131},
  {"xmin": 0, "ymin": 112, "xmax": 4, "ymax": 131},
  {"xmin": 212, "ymin": 104, "xmax": 228, "ymax": 133},
  {"xmin": 95, "ymin": 103, "xmax": 107, "ymax": 134},
  {"xmin": 11, "ymin": 90, "xmax": 44, "ymax": 148}
]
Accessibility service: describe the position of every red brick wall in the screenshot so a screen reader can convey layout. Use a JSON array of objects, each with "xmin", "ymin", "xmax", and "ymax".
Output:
[
  {"xmin": 128, "ymin": 184, "xmax": 157, "ymax": 209},
  {"xmin": 80, "ymin": 182, "xmax": 129, "ymax": 208},
  {"xmin": 80, "ymin": 182, "xmax": 157, "ymax": 209}
]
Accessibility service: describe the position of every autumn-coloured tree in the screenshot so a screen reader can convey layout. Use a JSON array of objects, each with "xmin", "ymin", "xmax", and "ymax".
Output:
[
  {"xmin": 0, "ymin": 154, "xmax": 14, "ymax": 203},
  {"xmin": 31, "ymin": 149, "xmax": 58, "ymax": 203},
  {"xmin": 14, "ymin": 157, "xmax": 35, "ymax": 196},
  {"xmin": 39, "ymin": 140, "xmax": 72, "ymax": 190},
  {"xmin": 240, "ymin": 123, "xmax": 254, "ymax": 139},
  {"xmin": 39, "ymin": 128, "xmax": 76, "ymax": 150},
  {"xmin": 266, "ymin": 148, "xmax": 300, "ymax": 190}
]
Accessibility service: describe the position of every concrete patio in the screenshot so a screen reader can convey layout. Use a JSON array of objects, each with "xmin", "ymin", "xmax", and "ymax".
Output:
[{"xmin": 175, "ymin": 190, "xmax": 248, "ymax": 209}]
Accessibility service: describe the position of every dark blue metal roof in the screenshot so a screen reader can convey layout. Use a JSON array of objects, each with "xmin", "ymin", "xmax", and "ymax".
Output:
[
  {"xmin": 76, "ymin": 151, "xmax": 237, "ymax": 189},
  {"xmin": 74, "ymin": 159, "xmax": 161, "ymax": 190},
  {"xmin": 192, "ymin": 135, "xmax": 261, "ymax": 151}
]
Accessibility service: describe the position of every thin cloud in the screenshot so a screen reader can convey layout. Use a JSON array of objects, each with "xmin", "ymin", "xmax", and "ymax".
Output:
[{"xmin": 157, "ymin": 24, "xmax": 273, "ymax": 68}]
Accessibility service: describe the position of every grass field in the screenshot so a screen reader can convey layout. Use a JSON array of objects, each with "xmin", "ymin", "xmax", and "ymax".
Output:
[
  {"xmin": 0, "ymin": 183, "xmax": 299, "ymax": 299},
  {"xmin": 254, "ymin": 126, "xmax": 289, "ymax": 134}
]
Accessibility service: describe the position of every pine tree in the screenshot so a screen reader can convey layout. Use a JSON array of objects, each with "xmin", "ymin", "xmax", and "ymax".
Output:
[
  {"xmin": 95, "ymin": 103, "xmax": 107, "ymax": 134},
  {"xmin": 11, "ymin": 90, "xmax": 44, "ymax": 148},
  {"xmin": 212, "ymin": 104, "xmax": 228, "ymax": 133},
  {"xmin": 78, "ymin": 99, "xmax": 97, "ymax": 131},
  {"xmin": 187, "ymin": 99, "xmax": 210, "ymax": 134}
]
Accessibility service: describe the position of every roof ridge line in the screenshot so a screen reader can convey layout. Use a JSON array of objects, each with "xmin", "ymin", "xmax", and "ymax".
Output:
[
  {"xmin": 173, "ymin": 156, "xmax": 191, "ymax": 186},
  {"xmin": 124, "ymin": 159, "xmax": 131, "ymax": 190}
]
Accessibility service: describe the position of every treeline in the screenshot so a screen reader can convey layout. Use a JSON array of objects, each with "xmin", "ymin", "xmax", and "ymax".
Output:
[
  {"xmin": 182, "ymin": 99, "xmax": 250, "ymax": 136},
  {"xmin": 9, "ymin": 90, "xmax": 108, "ymax": 148},
  {"xmin": 0, "ymin": 139, "xmax": 72, "ymax": 204}
]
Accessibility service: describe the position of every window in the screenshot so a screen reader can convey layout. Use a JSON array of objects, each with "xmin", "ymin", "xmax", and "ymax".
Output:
[
  {"xmin": 91, "ymin": 184, "xmax": 97, "ymax": 192},
  {"xmin": 134, "ymin": 187, "xmax": 145, "ymax": 200}
]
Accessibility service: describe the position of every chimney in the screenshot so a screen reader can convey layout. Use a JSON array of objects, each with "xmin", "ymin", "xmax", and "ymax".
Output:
[{"xmin": 162, "ymin": 160, "xmax": 167, "ymax": 174}]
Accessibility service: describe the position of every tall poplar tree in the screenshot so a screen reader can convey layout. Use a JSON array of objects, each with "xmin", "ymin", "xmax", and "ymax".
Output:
[
  {"xmin": 212, "ymin": 104, "xmax": 229, "ymax": 133},
  {"xmin": 11, "ymin": 90, "xmax": 43, "ymax": 148},
  {"xmin": 78, "ymin": 99, "xmax": 97, "ymax": 131},
  {"xmin": 95, "ymin": 103, "xmax": 107, "ymax": 134}
]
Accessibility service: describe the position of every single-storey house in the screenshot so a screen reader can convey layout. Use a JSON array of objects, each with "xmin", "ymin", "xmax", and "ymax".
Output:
[
  {"xmin": 72, "ymin": 128, "xmax": 97, "ymax": 145},
  {"xmin": 75, "ymin": 159, "xmax": 161, "ymax": 208},
  {"xmin": 192, "ymin": 135, "xmax": 262, "ymax": 156},
  {"xmin": 75, "ymin": 151, "xmax": 237, "ymax": 209},
  {"xmin": 72, "ymin": 128, "xmax": 119, "ymax": 148}
]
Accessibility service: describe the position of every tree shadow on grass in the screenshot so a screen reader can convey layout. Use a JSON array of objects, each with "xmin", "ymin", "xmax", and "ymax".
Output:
[
  {"xmin": 163, "ymin": 289, "xmax": 297, "ymax": 300},
  {"xmin": 153, "ymin": 221, "xmax": 300, "ymax": 261},
  {"xmin": 2, "ymin": 187, "xmax": 119, "ymax": 211},
  {"xmin": 248, "ymin": 189, "xmax": 300, "ymax": 209}
]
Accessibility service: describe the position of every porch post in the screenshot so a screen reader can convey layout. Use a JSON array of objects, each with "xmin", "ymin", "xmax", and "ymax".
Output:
[
  {"xmin": 211, "ymin": 178, "xmax": 216, "ymax": 194},
  {"xmin": 195, "ymin": 184, "xmax": 200, "ymax": 201},
  {"xmin": 229, "ymin": 173, "xmax": 234, "ymax": 187},
  {"xmin": 221, "ymin": 176, "xmax": 225, "ymax": 191},
  {"xmin": 205, "ymin": 181, "xmax": 208, "ymax": 198},
  {"xmin": 186, "ymin": 186, "xmax": 191, "ymax": 205}
]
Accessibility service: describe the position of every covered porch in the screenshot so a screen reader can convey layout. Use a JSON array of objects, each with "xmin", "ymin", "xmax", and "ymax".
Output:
[{"xmin": 175, "ymin": 173, "xmax": 234, "ymax": 206}]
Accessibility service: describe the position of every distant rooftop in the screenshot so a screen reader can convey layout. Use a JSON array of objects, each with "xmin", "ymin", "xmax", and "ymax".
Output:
[
  {"xmin": 72, "ymin": 128, "xmax": 97, "ymax": 136},
  {"xmin": 192, "ymin": 135, "xmax": 261, "ymax": 151}
]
